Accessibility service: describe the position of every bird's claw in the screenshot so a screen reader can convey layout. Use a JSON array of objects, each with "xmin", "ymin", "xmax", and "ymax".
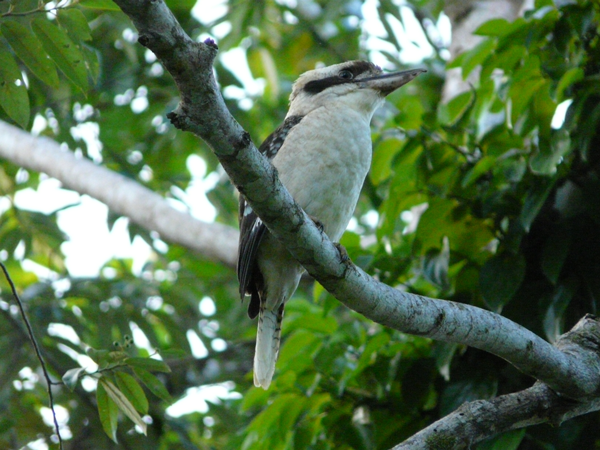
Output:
[
  {"xmin": 334, "ymin": 243, "xmax": 350, "ymax": 263},
  {"xmin": 309, "ymin": 215, "xmax": 325, "ymax": 233}
]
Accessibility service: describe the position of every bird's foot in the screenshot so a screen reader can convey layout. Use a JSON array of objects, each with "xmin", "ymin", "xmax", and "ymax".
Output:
[
  {"xmin": 334, "ymin": 243, "xmax": 350, "ymax": 263},
  {"xmin": 309, "ymin": 215, "xmax": 325, "ymax": 233}
]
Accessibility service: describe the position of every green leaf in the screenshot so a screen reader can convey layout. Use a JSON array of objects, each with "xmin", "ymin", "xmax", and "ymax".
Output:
[
  {"xmin": 480, "ymin": 45, "xmax": 525, "ymax": 82},
  {"xmin": 394, "ymin": 95, "xmax": 425, "ymax": 130},
  {"xmin": 415, "ymin": 200, "xmax": 455, "ymax": 250},
  {"xmin": 81, "ymin": 44, "xmax": 100, "ymax": 84},
  {"xmin": 555, "ymin": 67, "xmax": 583, "ymax": 103},
  {"xmin": 115, "ymin": 371, "xmax": 149, "ymax": 414},
  {"xmin": 86, "ymin": 347, "xmax": 128, "ymax": 369},
  {"xmin": 277, "ymin": 330, "xmax": 321, "ymax": 375},
  {"xmin": 438, "ymin": 90, "xmax": 474, "ymax": 126},
  {"xmin": 354, "ymin": 332, "xmax": 390, "ymax": 375},
  {"xmin": 473, "ymin": 18, "xmax": 511, "ymax": 36},
  {"xmin": 0, "ymin": 50, "xmax": 30, "ymax": 128},
  {"xmin": 31, "ymin": 18, "xmax": 88, "ymax": 92},
  {"xmin": 371, "ymin": 137, "xmax": 403, "ymax": 185},
  {"xmin": 432, "ymin": 342, "xmax": 459, "ymax": 381},
  {"xmin": 1, "ymin": 20, "xmax": 59, "ymax": 88},
  {"xmin": 377, "ymin": 141, "xmax": 422, "ymax": 239},
  {"xmin": 125, "ymin": 356, "xmax": 171, "ymax": 373},
  {"xmin": 285, "ymin": 312, "xmax": 338, "ymax": 334},
  {"xmin": 422, "ymin": 237, "xmax": 450, "ymax": 289},
  {"xmin": 247, "ymin": 393, "xmax": 306, "ymax": 440},
  {"xmin": 86, "ymin": 347, "xmax": 108, "ymax": 361},
  {"xmin": 57, "ymin": 8, "xmax": 93, "ymax": 41},
  {"xmin": 165, "ymin": 0, "xmax": 197, "ymax": 12},
  {"xmin": 132, "ymin": 367, "xmax": 172, "ymax": 403},
  {"xmin": 99, "ymin": 377, "xmax": 147, "ymax": 435},
  {"xmin": 462, "ymin": 156, "xmax": 496, "ymax": 188},
  {"xmin": 509, "ymin": 57, "xmax": 545, "ymax": 122},
  {"xmin": 240, "ymin": 385, "xmax": 270, "ymax": 412},
  {"xmin": 159, "ymin": 348, "xmax": 187, "ymax": 359},
  {"xmin": 480, "ymin": 252, "xmax": 526, "ymax": 312},
  {"xmin": 312, "ymin": 280, "xmax": 326, "ymax": 303},
  {"xmin": 62, "ymin": 367, "xmax": 86, "ymax": 391},
  {"xmin": 519, "ymin": 179, "xmax": 556, "ymax": 232},
  {"xmin": 96, "ymin": 379, "xmax": 119, "ymax": 443},
  {"xmin": 416, "ymin": 198, "xmax": 493, "ymax": 257},
  {"xmin": 78, "ymin": 0, "xmax": 121, "ymax": 10},
  {"xmin": 247, "ymin": 47, "xmax": 279, "ymax": 103},
  {"xmin": 530, "ymin": 131, "xmax": 571, "ymax": 175},
  {"xmin": 447, "ymin": 51, "xmax": 467, "ymax": 70},
  {"xmin": 511, "ymin": 79, "xmax": 546, "ymax": 123},
  {"xmin": 340, "ymin": 230, "xmax": 360, "ymax": 249},
  {"xmin": 462, "ymin": 39, "xmax": 497, "ymax": 78}
]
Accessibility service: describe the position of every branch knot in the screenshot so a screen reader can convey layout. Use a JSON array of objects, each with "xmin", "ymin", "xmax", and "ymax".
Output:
[
  {"xmin": 166, "ymin": 109, "xmax": 187, "ymax": 130},
  {"xmin": 204, "ymin": 37, "xmax": 218, "ymax": 50}
]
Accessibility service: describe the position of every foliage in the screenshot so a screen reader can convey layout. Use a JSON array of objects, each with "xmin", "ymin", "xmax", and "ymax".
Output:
[
  {"xmin": 62, "ymin": 336, "xmax": 174, "ymax": 442},
  {"xmin": 0, "ymin": 0, "xmax": 599, "ymax": 449}
]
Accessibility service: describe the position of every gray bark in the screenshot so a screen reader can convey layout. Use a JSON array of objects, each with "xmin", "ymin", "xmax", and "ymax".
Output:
[
  {"xmin": 441, "ymin": 0, "xmax": 532, "ymax": 102},
  {"xmin": 1, "ymin": 0, "xmax": 598, "ymax": 447},
  {"xmin": 0, "ymin": 120, "xmax": 238, "ymax": 267},
  {"xmin": 107, "ymin": 1, "xmax": 600, "ymax": 448}
]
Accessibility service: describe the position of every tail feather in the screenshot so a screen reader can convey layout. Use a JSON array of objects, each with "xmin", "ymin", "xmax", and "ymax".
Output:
[{"xmin": 254, "ymin": 304, "xmax": 284, "ymax": 389}]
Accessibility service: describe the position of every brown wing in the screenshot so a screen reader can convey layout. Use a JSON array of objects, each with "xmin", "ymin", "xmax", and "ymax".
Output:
[
  {"xmin": 236, "ymin": 115, "xmax": 304, "ymax": 319},
  {"xmin": 237, "ymin": 199, "xmax": 266, "ymax": 318}
]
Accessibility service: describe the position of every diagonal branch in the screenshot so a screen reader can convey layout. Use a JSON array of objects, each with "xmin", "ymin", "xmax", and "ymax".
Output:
[
  {"xmin": 111, "ymin": 0, "xmax": 600, "ymax": 402},
  {"xmin": 394, "ymin": 382, "xmax": 600, "ymax": 450},
  {"xmin": 0, "ymin": 120, "xmax": 238, "ymax": 267},
  {"xmin": 393, "ymin": 315, "xmax": 600, "ymax": 449}
]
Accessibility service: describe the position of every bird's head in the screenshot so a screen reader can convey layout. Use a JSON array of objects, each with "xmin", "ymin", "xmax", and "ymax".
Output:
[{"xmin": 287, "ymin": 60, "xmax": 425, "ymax": 118}]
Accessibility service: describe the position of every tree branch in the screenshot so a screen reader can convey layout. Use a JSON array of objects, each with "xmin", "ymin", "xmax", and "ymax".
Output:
[
  {"xmin": 111, "ymin": 0, "xmax": 600, "ymax": 402},
  {"xmin": 441, "ymin": 0, "xmax": 525, "ymax": 102},
  {"xmin": 0, "ymin": 120, "xmax": 238, "ymax": 267},
  {"xmin": 0, "ymin": 262, "xmax": 63, "ymax": 449},
  {"xmin": 393, "ymin": 315, "xmax": 600, "ymax": 449}
]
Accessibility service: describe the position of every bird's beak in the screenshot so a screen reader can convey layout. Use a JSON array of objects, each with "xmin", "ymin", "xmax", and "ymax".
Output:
[{"xmin": 358, "ymin": 68, "xmax": 426, "ymax": 96}]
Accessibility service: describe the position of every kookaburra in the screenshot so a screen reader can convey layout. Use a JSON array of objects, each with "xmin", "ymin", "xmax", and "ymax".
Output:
[{"xmin": 238, "ymin": 60, "xmax": 425, "ymax": 389}]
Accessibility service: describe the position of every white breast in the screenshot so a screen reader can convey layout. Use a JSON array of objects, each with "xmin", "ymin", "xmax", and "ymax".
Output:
[{"xmin": 272, "ymin": 107, "xmax": 372, "ymax": 241}]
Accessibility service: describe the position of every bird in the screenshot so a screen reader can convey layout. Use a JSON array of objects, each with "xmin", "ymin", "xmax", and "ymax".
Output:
[{"xmin": 237, "ymin": 60, "xmax": 425, "ymax": 389}]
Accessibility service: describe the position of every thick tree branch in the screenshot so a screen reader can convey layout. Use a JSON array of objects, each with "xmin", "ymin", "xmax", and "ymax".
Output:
[
  {"xmin": 0, "ymin": 120, "xmax": 238, "ymax": 267},
  {"xmin": 441, "ymin": 0, "xmax": 527, "ymax": 102},
  {"xmin": 393, "ymin": 315, "xmax": 600, "ymax": 449},
  {"xmin": 111, "ymin": 0, "xmax": 600, "ymax": 401},
  {"xmin": 395, "ymin": 384, "xmax": 600, "ymax": 450}
]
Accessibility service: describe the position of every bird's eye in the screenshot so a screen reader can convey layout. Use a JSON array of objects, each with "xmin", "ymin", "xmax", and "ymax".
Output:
[{"xmin": 338, "ymin": 70, "xmax": 354, "ymax": 80}]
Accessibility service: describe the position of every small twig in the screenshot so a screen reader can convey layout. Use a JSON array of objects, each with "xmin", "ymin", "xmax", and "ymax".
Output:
[
  {"xmin": 421, "ymin": 125, "xmax": 474, "ymax": 159},
  {"xmin": 0, "ymin": 0, "xmax": 75, "ymax": 17},
  {"xmin": 0, "ymin": 262, "xmax": 63, "ymax": 449}
]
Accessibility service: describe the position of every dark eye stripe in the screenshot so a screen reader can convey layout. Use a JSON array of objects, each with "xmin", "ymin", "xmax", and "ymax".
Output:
[
  {"xmin": 303, "ymin": 61, "xmax": 377, "ymax": 95},
  {"xmin": 303, "ymin": 76, "xmax": 349, "ymax": 94}
]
